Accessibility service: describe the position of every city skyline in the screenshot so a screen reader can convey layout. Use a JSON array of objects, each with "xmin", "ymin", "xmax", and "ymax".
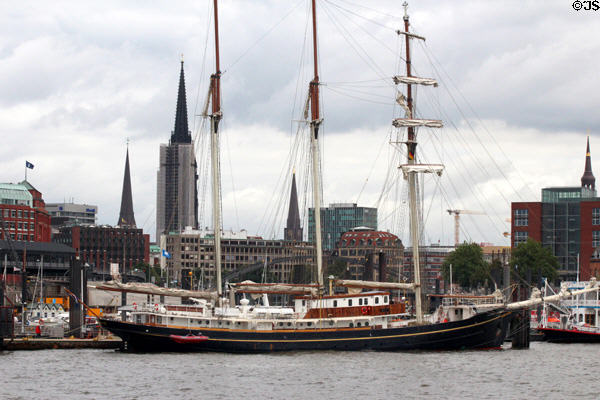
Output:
[{"xmin": 1, "ymin": 1, "xmax": 599, "ymax": 245}]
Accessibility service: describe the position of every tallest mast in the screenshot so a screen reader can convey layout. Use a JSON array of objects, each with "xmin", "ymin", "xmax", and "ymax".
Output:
[
  {"xmin": 403, "ymin": 2, "xmax": 423, "ymax": 324},
  {"xmin": 394, "ymin": 2, "xmax": 444, "ymax": 323},
  {"xmin": 309, "ymin": 0, "xmax": 324, "ymax": 289},
  {"xmin": 210, "ymin": 0, "xmax": 223, "ymax": 299}
]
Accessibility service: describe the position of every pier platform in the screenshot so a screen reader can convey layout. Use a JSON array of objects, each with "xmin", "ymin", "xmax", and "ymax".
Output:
[{"xmin": 2, "ymin": 337, "xmax": 122, "ymax": 351}]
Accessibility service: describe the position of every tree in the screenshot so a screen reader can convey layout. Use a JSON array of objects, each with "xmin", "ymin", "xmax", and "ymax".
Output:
[
  {"xmin": 441, "ymin": 243, "xmax": 488, "ymax": 290},
  {"xmin": 326, "ymin": 258, "xmax": 348, "ymax": 279},
  {"xmin": 510, "ymin": 238, "xmax": 559, "ymax": 286}
]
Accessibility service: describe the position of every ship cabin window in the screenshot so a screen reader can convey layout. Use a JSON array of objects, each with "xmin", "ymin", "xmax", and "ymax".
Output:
[
  {"xmin": 357, "ymin": 322, "xmax": 361, "ymax": 327},
  {"xmin": 364, "ymin": 298, "xmax": 368, "ymax": 305},
  {"xmin": 348, "ymin": 299, "xmax": 353, "ymax": 306},
  {"xmin": 349, "ymin": 323, "xmax": 354, "ymax": 328},
  {"xmin": 359, "ymin": 298, "xmax": 363, "ymax": 306},
  {"xmin": 333, "ymin": 300, "xmax": 338, "ymax": 307},
  {"xmin": 157, "ymin": 317, "xmax": 162, "ymax": 324},
  {"xmin": 136, "ymin": 315, "xmax": 142, "ymax": 324},
  {"xmin": 384, "ymin": 296, "xmax": 388, "ymax": 303},
  {"xmin": 375, "ymin": 297, "xmax": 379, "ymax": 304},
  {"xmin": 365, "ymin": 321, "xmax": 369, "ymax": 326},
  {"xmin": 307, "ymin": 322, "xmax": 312, "ymax": 327},
  {"xmin": 579, "ymin": 314, "xmax": 583, "ymax": 323},
  {"xmin": 302, "ymin": 300, "xmax": 306, "ymax": 306}
]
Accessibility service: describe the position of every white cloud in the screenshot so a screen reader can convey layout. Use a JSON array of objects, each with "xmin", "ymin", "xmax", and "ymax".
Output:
[{"xmin": 1, "ymin": 0, "xmax": 598, "ymax": 247}]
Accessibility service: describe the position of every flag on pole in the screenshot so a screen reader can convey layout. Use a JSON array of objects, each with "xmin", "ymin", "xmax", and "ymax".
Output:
[
  {"xmin": 162, "ymin": 249, "xmax": 172, "ymax": 259},
  {"xmin": 25, "ymin": 161, "xmax": 34, "ymax": 169}
]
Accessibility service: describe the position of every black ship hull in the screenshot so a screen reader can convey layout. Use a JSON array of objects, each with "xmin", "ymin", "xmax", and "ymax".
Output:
[
  {"xmin": 100, "ymin": 309, "xmax": 513, "ymax": 353},
  {"xmin": 538, "ymin": 327, "xmax": 600, "ymax": 343}
]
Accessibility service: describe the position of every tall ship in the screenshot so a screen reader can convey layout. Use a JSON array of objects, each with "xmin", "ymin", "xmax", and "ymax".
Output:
[{"xmin": 100, "ymin": 0, "xmax": 517, "ymax": 352}]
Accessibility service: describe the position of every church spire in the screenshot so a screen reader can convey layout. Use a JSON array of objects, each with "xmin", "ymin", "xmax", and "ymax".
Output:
[
  {"xmin": 117, "ymin": 143, "xmax": 136, "ymax": 227},
  {"xmin": 284, "ymin": 172, "xmax": 303, "ymax": 241},
  {"xmin": 581, "ymin": 136, "xmax": 595, "ymax": 190},
  {"xmin": 171, "ymin": 59, "xmax": 191, "ymax": 144}
]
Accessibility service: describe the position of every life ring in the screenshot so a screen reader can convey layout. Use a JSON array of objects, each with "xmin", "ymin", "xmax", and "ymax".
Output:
[
  {"xmin": 361, "ymin": 306, "xmax": 369, "ymax": 315},
  {"xmin": 154, "ymin": 303, "xmax": 160, "ymax": 312},
  {"xmin": 133, "ymin": 302, "xmax": 138, "ymax": 310}
]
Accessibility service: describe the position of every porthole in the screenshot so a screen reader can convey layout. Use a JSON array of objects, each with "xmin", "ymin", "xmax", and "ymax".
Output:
[
  {"xmin": 349, "ymin": 323, "xmax": 354, "ymax": 328},
  {"xmin": 307, "ymin": 322, "xmax": 312, "ymax": 327},
  {"xmin": 365, "ymin": 321, "xmax": 369, "ymax": 326},
  {"xmin": 287, "ymin": 322, "xmax": 292, "ymax": 327},
  {"xmin": 357, "ymin": 322, "xmax": 361, "ymax": 327}
]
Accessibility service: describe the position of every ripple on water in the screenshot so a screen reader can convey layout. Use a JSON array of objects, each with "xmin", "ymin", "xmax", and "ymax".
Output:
[{"xmin": 1, "ymin": 344, "xmax": 600, "ymax": 399}]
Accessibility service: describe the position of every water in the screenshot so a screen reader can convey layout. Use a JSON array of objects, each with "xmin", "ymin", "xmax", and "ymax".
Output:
[{"xmin": 1, "ymin": 342, "xmax": 598, "ymax": 399}]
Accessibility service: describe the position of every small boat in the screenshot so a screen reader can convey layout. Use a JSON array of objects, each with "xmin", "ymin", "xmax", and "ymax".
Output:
[
  {"xmin": 537, "ymin": 280, "xmax": 600, "ymax": 343},
  {"xmin": 169, "ymin": 334, "xmax": 209, "ymax": 344}
]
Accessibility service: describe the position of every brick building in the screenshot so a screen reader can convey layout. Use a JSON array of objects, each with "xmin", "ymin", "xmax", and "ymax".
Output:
[
  {"xmin": 336, "ymin": 227, "xmax": 403, "ymax": 281},
  {"xmin": 0, "ymin": 180, "xmax": 51, "ymax": 242},
  {"xmin": 511, "ymin": 138, "xmax": 600, "ymax": 280},
  {"xmin": 163, "ymin": 228, "xmax": 314, "ymax": 289}
]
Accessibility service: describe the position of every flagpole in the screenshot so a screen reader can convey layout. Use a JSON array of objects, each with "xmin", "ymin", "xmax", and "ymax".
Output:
[{"xmin": 25, "ymin": 164, "xmax": 27, "ymax": 181}]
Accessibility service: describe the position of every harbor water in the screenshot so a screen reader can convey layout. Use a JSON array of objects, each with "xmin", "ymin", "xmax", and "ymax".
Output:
[{"xmin": 1, "ymin": 342, "xmax": 598, "ymax": 399}]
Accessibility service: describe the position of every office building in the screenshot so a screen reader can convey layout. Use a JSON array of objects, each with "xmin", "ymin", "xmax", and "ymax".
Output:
[
  {"xmin": 163, "ymin": 227, "xmax": 314, "ymax": 288},
  {"xmin": 156, "ymin": 60, "xmax": 198, "ymax": 240},
  {"xmin": 308, "ymin": 203, "xmax": 377, "ymax": 250},
  {"xmin": 0, "ymin": 180, "xmax": 51, "ymax": 242},
  {"xmin": 46, "ymin": 202, "xmax": 97, "ymax": 229},
  {"xmin": 512, "ymin": 138, "xmax": 600, "ymax": 280}
]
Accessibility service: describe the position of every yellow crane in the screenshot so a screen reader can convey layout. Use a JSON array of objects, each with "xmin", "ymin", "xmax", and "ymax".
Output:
[{"xmin": 446, "ymin": 209, "xmax": 485, "ymax": 246}]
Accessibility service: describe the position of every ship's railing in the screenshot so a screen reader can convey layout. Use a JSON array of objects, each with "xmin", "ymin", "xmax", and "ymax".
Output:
[
  {"xmin": 441, "ymin": 296, "xmax": 501, "ymax": 307},
  {"xmin": 562, "ymin": 299, "xmax": 600, "ymax": 307}
]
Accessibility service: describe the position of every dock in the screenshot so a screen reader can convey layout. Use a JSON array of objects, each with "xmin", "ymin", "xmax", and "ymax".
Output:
[{"xmin": 2, "ymin": 337, "xmax": 122, "ymax": 351}]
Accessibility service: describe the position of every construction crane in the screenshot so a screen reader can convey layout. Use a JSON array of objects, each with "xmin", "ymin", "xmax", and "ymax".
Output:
[{"xmin": 446, "ymin": 209, "xmax": 485, "ymax": 246}]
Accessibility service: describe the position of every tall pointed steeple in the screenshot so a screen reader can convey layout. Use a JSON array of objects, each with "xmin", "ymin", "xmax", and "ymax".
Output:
[
  {"xmin": 171, "ymin": 59, "xmax": 191, "ymax": 144},
  {"xmin": 284, "ymin": 172, "xmax": 303, "ymax": 241},
  {"xmin": 118, "ymin": 144, "xmax": 136, "ymax": 227},
  {"xmin": 581, "ymin": 136, "xmax": 595, "ymax": 190}
]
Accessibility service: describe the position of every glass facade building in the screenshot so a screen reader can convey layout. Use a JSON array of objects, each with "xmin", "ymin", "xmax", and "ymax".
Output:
[{"xmin": 308, "ymin": 203, "xmax": 377, "ymax": 250}]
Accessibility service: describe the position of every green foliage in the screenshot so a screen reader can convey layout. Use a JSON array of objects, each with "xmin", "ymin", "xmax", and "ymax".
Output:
[
  {"xmin": 510, "ymin": 238, "xmax": 559, "ymax": 285},
  {"xmin": 291, "ymin": 264, "xmax": 314, "ymax": 284},
  {"xmin": 326, "ymin": 258, "xmax": 348, "ymax": 279},
  {"xmin": 441, "ymin": 243, "xmax": 489, "ymax": 290}
]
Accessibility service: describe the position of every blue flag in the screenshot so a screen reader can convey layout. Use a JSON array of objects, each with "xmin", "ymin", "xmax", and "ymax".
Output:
[
  {"xmin": 26, "ymin": 161, "xmax": 34, "ymax": 169},
  {"xmin": 162, "ymin": 249, "xmax": 171, "ymax": 259}
]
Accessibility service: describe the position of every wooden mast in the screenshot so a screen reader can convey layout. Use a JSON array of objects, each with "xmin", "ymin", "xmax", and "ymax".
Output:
[
  {"xmin": 210, "ymin": 0, "xmax": 223, "ymax": 300},
  {"xmin": 309, "ymin": 0, "xmax": 324, "ymax": 289},
  {"xmin": 403, "ymin": 2, "xmax": 423, "ymax": 323}
]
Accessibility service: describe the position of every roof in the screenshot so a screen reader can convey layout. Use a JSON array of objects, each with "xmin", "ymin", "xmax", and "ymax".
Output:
[
  {"xmin": 0, "ymin": 240, "xmax": 76, "ymax": 254},
  {"xmin": 0, "ymin": 183, "xmax": 33, "ymax": 205},
  {"xmin": 19, "ymin": 180, "xmax": 39, "ymax": 192}
]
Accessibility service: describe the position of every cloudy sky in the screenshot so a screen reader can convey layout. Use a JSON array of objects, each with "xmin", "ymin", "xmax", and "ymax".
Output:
[{"xmin": 1, "ymin": 0, "xmax": 599, "ymax": 246}]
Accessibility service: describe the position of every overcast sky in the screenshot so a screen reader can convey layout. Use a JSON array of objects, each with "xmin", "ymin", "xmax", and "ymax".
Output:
[{"xmin": 1, "ymin": 0, "xmax": 599, "ymax": 246}]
